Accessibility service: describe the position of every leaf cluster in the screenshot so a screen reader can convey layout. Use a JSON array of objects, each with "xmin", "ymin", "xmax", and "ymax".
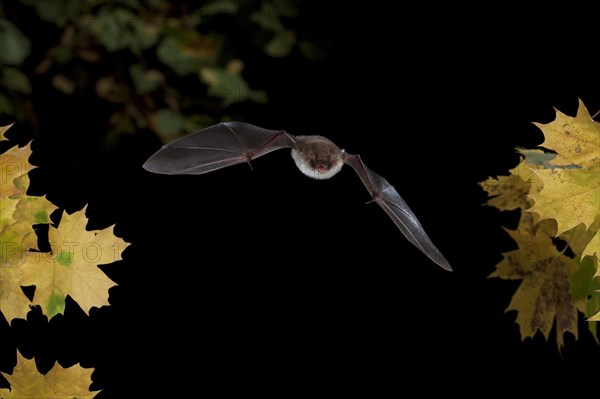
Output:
[
  {"xmin": 480, "ymin": 99, "xmax": 600, "ymax": 349},
  {"xmin": 0, "ymin": 124, "xmax": 128, "ymax": 396}
]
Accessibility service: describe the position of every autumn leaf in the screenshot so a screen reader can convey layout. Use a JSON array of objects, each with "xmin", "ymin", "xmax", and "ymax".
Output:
[
  {"xmin": 1, "ymin": 127, "xmax": 57, "ymax": 321},
  {"xmin": 0, "ymin": 123, "xmax": 13, "ymax": 141},
  {"xmin": 479, "ymin": 156, "xmax": 542, "ymax": 211},
  {"xmin": 479, "ymin": 170, "xmax": 531, "ymax": 211},
  {"xmin": 19, "ymin": 206, "xmax": 129, "ymax": 318},
  {"xmin": 490, "ymin": 214, "xmax": 581, "ymax": 349},
  {"xmin": 0, "ymin": 351, "xmax": 98, "ymax": 398},
  {"xmin": 0, "ymin": 142, "xmax": 35, "ymax": 198},
  {"xmin": 583, "ymin": 229, "xmax": 600, "ymax": 263},
  {"xmin": 1, "ymin": 139, "xmax": 55, "ymax": 253},
  {"xmin": 0, "ymin": 265, "xmax": 31, "ymax": 323},
  {"xmin": 479, "ymin": 97, "xmax": 599, "ymax": 343},
  {"xmin": 534, "ymin": 98, "xmax": 600, "ymax": 168},
  {"xmin": 528, "ymin": 166, "xmax": 600, "ymax": 236},
  {"xmin": 528, "ymin": 99, "xmax": 600, "ymax": 237}
]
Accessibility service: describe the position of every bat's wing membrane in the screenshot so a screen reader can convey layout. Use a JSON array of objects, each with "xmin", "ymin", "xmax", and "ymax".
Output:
[
  {"xmin": 143, "ymin": 122, "xmax": 296, "ymax": 175},
  {"xmin": 343, "ymin": 154, "xmax": 452, "ymax": 271}
]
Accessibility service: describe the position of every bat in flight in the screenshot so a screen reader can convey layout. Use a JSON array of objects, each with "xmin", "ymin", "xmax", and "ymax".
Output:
[{"xmin": 143, "ymin": 122, "xmax": 452, "ymax": 271}]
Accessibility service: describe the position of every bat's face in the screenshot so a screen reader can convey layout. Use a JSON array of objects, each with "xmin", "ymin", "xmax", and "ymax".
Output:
[{"xmin": 291, "ymin": 136, "xmax": 344, "ymax": 180}]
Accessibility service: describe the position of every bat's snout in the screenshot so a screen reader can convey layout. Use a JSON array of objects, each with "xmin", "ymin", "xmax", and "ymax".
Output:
[{"xmin": 314, "ymin": 161, "xmax": 331, "ymax": 175}]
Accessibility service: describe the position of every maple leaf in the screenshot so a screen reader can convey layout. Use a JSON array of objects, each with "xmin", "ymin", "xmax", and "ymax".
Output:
[
  {"xmin": 1, "ymin": 139, "xmax": 55, "ymax": 264},
  {"xmin": 534, "ymin": 98, "xmax": 600, "ymax": 168},
  {"xmin": 490, "ymin": 214, "xmax": 581, "ymax": 349},
  {"xmin": 0, "ymin": 142, "xmax": 35, "ymax": 198},
  {"xmin": 0, "ymin": 128, "xmax": 58, "ymax": 321},
  {"xmin": 527, "ymin": 99, "xmax": 600, "ymax": 237},
  {"xmin": 0, "ymin": 123, "xmax": 13, "ymax": 141},
  {"xmin": 560, "ymin": 218, "xmax": 597, "ymax": 255},
  {"xmin": 482, "ymin": 100, "xmax": 600, "ymax": 345},
  {"xmin": 19, "ymin": 206, "xmax": 129, "ymax": 318},
  {"xmin": 0, "ymin": 265, "xmax": 31, "ymax": 323},
  {"xmin": 479, "ymin": 155, "xmax": 542, "ymax": 211},
  {"xmin": 1, "ymin": 196, "xmax": 57, "ymax": 320},
  {"xmin": 0, "ymin": 351, "xmax": 98, "ymax": 398},
  {"xmin": 528, "ymin": 166, "xmax": 600, "ymax": 236},
  {"xmin": 479, "ymin": 168, "xmax": 531, "ymax": 211}
]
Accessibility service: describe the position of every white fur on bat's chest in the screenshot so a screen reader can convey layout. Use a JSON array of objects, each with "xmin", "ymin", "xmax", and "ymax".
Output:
[{"xmin": 290, "ymin": 149, "xmax": 343, "ymax": 180}]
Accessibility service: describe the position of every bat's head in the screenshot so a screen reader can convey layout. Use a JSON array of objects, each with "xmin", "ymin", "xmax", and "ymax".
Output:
[{"xmin": 291, "ymin": 136, "xmax": 344, "ymax": 180}]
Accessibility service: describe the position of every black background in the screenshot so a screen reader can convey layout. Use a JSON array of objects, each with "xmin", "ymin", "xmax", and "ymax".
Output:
[{"xmin": 2, "ymin": 3, "xmax": 600, "ymax": 397}]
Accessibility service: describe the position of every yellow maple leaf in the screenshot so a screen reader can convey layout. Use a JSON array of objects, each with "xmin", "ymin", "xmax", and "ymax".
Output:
[
  {"xmin": 2, "ymin": 193, "xmax": 58, "ymax": 263},
  {"xmin": 561, "ymin": 219, "xmax": 600, "ymax": 284},
  {"xmin": 1, "ymin": 196, "xmax": 57, "ymax": 320},
  {"xmin": 19, "ymin": 206, "xmax": 129, "ymax": 318},
  {"xmin": 0, "ymin": 265, "xmax": 32, "ymax": 322},
  {"xmin": 0, "ymin": 196, "xmax": 19, "ymax": 240},
  {"xmin": 0, "ymin": 351, "xmax": 98, "ymax": 398},
  {"xmin": 560, "ymin": 218, "xmax": 598, "ymax": 256},
  {"xmin": 479, "ymin": 168, "xmax": 531, "ymax": 211},
  {"xmin": 490, "ymin": 214, "xmax": 581, "ymax": 349},
  {"xmin": 0, "ymin": 123, "xmax": 13, "ymax": 141},
  {"xmin": 479, "ymin": 157, "xmax": 543, "ymax": 211},
  {"xmin": 534, "ymin": 98, "xmax": 600, "ymax": 168},
  {"xmin": 527, "ymin": 99, "xmax": 600, "ymax": 257},
  {"xmin": 0, "ymin": 139, "xmax": 53, "ymax": 257},
  {"xmin": 583, "ymin": 230, "xmax": 600, "ymax": 263},
  {"xmin": 528, "ymin": 165, "xmax": 600, "ymax": 235},
  {"xmin": 0, "ymin": 142, "xmax": 35, "ymax": 198},
  {"xmin": 1, "ymin": 128, "xmax": 57, "ymax": 320}
]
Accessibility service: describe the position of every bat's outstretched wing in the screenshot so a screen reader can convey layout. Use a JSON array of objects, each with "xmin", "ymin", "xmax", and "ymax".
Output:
[
  {"xmin": 343, "ymin": 153, "xmax": 452, "ymax": 271},
  {"xmin": 143, "ymin": 121, "xmax": 297, "ymax": 175}
]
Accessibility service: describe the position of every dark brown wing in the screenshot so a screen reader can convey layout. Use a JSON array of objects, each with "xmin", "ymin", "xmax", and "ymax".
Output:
[
  {"xmin": 143, "ymin": 122, "xmax": 297, "ymax": 175},
  {"xmin": 343, "ymin": 153, "xmax": 452, "ymax": 271}
]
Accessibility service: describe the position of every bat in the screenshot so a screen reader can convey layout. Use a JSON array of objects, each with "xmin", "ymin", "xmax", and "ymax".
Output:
[{"xmin": 143, "ymin": 122, "xmax": 452, "ymax": 271}]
